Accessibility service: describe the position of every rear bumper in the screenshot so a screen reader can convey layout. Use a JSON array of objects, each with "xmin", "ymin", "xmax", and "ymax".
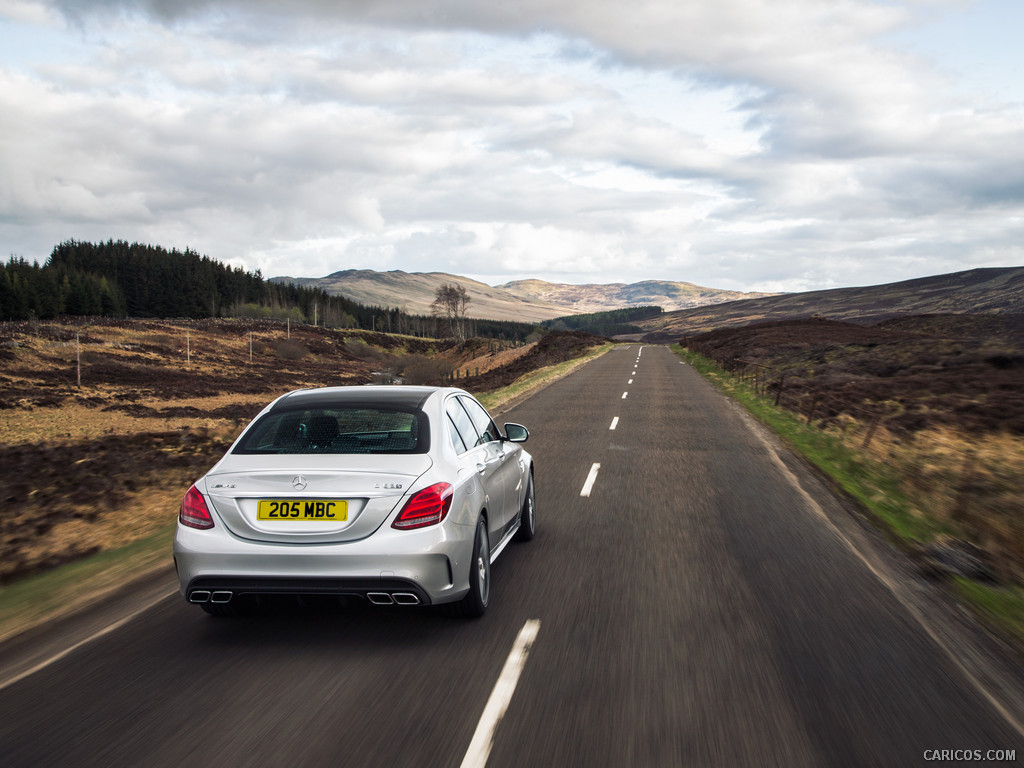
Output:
[
  {"xmin": 173, "ymin": 520, "xmax": 474, "ymax": 606},
  {"xmin": 184, "ymin": 575, "xmax": 432, "ymax": 605}
]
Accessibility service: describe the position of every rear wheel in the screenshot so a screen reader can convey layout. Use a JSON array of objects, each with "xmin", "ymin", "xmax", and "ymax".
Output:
[
  {"xmin": 514, "ymin": 474, "xmax": 536, "ymax": 542},
  {"xmin": 446, "ymin": 518, "xmax": 490, "ymax": 618}
]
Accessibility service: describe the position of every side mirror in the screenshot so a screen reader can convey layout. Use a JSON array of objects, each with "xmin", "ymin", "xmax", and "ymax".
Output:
[{"xmin": 503, "ymin": 423, "xmax": 529, "ymax": 443}]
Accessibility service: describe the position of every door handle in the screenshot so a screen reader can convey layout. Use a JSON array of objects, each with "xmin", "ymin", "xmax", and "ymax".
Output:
[{"xmin": 476, "ymin": 462, "xmax": 487, "ymax": 474}]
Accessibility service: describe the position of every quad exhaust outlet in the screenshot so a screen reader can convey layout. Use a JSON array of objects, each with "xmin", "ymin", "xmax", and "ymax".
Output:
[
  {"xmin": 367, "ymin": 592, "xmax": 422, "ymax": 606},
  {"xmin": 189, "ymin": 590, "xmax": 233, "ymax": 604}
]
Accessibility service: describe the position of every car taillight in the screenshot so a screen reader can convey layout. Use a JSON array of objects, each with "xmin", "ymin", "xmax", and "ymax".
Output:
[
  {"xmin": 392, "ymin": 483, "xmax": 453, "ymax": 530},
  {"xmin": 180, "ymin": 485, "xmax": 215, "ymax": 530}
]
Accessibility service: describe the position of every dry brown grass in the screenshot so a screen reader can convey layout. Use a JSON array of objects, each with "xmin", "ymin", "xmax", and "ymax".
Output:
[
  {"xmin": 835, "ymin": 422, "xmax": 1024, "ymax": 581},
  {"xmin": 0, "ymin": 423, "xmax": 243, "ymax": 582},
  {"xmin": 0, "ymin": 394, "xmax": 269, "ymax": 445},
  {"xmin": 12, "ymin": 486, "xmax": 184, "ymax": 580},
  {"xmin": 439, "ymin": 339, "xmax": 537, "ymax": 379},
  {"xmin": 0, "ymin": 317, "xmax": 383, "ymax": 582}
]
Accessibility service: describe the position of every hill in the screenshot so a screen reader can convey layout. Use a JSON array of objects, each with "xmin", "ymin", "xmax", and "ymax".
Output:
[
  {"xmin": 499, "ymin": 278, "xmax": 770, "ymax": 313},
  {"xmin": 273, "ymin": 270, "xmax": 569, "ymax": 323},
  {"xmin": 272, "ymin": 270, "xmax": 771, "ymax": 322},
  {"xmin": 2, "ymin": 243, "xmax": 540, "ymax": 341},
  {"xmin": 635, "ymin": 267, "xmax": 1024, "ymax": 342},
  {"xmin": 2, "ymin": 241, "xmax": 390, "ymax": 330}
]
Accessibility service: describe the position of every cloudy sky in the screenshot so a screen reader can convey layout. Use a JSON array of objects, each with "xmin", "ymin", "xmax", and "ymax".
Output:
[{"xmin": 2, "ymin": 0, "xmax": 1023, "ymax": 292}]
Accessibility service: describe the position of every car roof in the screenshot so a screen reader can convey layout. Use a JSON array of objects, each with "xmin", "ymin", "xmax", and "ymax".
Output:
[{"xmin": 269, "ymin": 385, "xmax": 450, "ymax": 412}]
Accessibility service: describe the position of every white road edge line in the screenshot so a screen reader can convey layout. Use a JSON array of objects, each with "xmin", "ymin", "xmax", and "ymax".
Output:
[
  {"xmin": 460, "ymin": 619, "xmax": 542, "ymax": 768},
  {"xmin": 753, "ymin": 427, "xmax": 1024, "ymax": 740},
  {"xmin": 609, "ymin": 417, "xmax": 619, "ymax": 430},
  {"xmin": 0, "ymin": 587, "xmax": 178, "ymax": 693},
  {"xmin": 580, "ymin": 463, "xmax": 600, "ymax": 497}
]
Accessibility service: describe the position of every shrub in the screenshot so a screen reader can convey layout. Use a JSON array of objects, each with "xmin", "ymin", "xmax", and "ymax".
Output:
[
  {"xmin": 344, "ymin": 339, "xmax": 392, "ymax": 365},
  {"xmin": 272, "ymin": 340, "xmax": 307, "ymax": 360},
  {"xmin": 398, "ymin": 354, "xmax": 451, "ymax": 385}
]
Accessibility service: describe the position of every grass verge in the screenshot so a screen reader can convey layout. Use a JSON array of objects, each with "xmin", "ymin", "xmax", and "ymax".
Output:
[
  {"xmin": 0, "ymin": 524, "xmax": 176, "ymax": 644},
  {"xmin": 0, "ymin": 343, "xmax": 612, "ymax": 642},
  {"xmin": 476, "ymin": 342, "xmax": 613, "ymax": 412},
  {"xmin": 673, "ymin": 346, "xmax": 936, "ymax": 543},
  {"xmin": 953, "ymin": 579, "xmax": 1024, "ymax": 643},
  {"xmin": 672, "ymin": 344, "xmax": 1024, "ymax": 646}
]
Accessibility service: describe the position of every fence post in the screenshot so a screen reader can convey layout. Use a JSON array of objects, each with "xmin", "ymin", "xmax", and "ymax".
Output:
[
  {"xmin": 805, "ymin": 392, "xmax": 819, "ymax": 424},
  {"xmin": 76, "ymin": 332, "xmax": 81, "ymax": 388},
  {"xmin": 860, "ymin": 413, "xmax": 883, "ymax": 449},
  {"xmin": 952, "ymin": 451, "xmax": 978, "ymax": 525}
]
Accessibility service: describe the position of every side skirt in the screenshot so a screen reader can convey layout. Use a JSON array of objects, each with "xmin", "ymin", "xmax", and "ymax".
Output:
[{"xmin": 489, "ymin": 520, "xmax": 520, "ymax": 564}]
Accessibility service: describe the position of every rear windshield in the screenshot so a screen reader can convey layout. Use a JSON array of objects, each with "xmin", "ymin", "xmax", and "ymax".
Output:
[{"xmin": 234, "ymin": 406, "xmax": 428, "ymax": 454}]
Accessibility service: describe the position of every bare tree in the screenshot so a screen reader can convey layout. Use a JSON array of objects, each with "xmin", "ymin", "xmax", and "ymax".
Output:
[{"xmin": 431, "ymin": 283, "xmax": 471, "ymax": 342}]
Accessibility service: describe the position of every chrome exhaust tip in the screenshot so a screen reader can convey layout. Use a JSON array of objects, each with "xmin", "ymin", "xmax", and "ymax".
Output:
[
  {"xmin": 189, "ymin": 590, "xmax": 212, "ymax": 603},
  {"xmin": 366, "ymin": 592, "xmax": 395, "ymax": 605},
  {"xmin": 392, "ymin": 593, "xmax": 421, "ymax": 606},
  {"xmin": 210, "ymin": 591, "xmax": 233, "ymax": 604}
]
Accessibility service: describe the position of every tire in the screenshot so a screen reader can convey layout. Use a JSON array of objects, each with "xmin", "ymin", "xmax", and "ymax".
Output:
[
  {"xmin": 446, "ymin": 518, "xmax": 490, "ymax": 618},
  {"xmin": 514, "ymin": 474, "xmax": 536, "ymax": 542}
]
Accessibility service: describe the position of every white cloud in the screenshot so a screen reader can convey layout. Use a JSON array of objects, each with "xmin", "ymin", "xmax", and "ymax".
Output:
[
  {"xmin": 0, "ymin": 0, "xmax": 1022, "ymax": 292},
  {"xmin": 0, "ymin": 0, "xmax": 59, "ymax": 24}
]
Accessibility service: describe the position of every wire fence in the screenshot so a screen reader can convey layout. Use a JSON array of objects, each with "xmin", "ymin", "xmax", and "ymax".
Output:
[
  {"xmin": 683, "ymin": 338, "xmax": 893, "ymax": 449},
  {"xmin": 683, "ymin": 337, "xmax": 1024, "ymax": 583}
]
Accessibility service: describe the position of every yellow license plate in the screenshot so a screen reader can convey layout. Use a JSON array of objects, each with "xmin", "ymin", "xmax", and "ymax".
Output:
[{"xmin": 257, "ymin": 499, "xmax": 348, "ymax": 521}]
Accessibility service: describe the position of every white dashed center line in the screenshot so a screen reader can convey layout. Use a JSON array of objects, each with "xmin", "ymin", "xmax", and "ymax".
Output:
[
  {"xmin": 609, "ymin": 417, "xmax": 619, "ymax": 430},
  {"xmin": 621, "ymin": 391, "xmax": 628, "ymax": 399},
  {"xmin": 460, "ymin": 620, "xmax": 542, "ymax": 768},
  {"xmin": 628, "ymin": 379, "xmax": 633, "ymax": 384},
  {"xmin": 580, "ymin": 463, "xmax": 600, "ymax": 497}
]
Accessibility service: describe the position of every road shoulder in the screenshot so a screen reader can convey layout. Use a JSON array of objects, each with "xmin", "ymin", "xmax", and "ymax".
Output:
[{"xmin": 730, "ymin": 400, "xmax": 1024, "ymax": 740}]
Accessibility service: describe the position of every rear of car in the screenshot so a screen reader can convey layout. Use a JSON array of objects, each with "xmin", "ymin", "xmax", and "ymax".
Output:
[{"xmin": 172, "ymin": 385, "xmax": 532, "ymax": 617}]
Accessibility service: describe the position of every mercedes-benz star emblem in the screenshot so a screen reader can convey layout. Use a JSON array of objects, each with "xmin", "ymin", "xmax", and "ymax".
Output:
[{"xmin": 292, "ymin": 475, "xmax": 307, "ymax": 491}]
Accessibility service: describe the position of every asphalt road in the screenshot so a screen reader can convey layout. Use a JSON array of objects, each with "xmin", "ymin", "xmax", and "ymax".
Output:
[{"xmin": 2, "ymin": 345, "xmax": 1022, "ymax": 767}]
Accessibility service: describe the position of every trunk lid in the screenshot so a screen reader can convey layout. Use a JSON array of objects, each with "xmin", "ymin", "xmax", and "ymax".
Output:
[{"xmin": 201, "ymin": 454, "xmax": 432, "ymax": 544}]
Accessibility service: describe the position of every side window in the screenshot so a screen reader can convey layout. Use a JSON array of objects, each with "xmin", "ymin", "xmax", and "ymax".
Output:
[
  {"xmin": 446, "ymin": 398, "xmax": 480, "ymax": 451},
  {"xmin": 446, "ymin": 413, "xmax": 468, "ymax": 454},
  {"xmin": 459, "ymin": 396, "xmax": 500, "ymax": 444}
]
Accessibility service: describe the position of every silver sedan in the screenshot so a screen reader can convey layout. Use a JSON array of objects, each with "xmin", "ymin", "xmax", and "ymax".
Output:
[{"xmin": 173, "ymin": 386, "xmax": 535, "ymax": 618}]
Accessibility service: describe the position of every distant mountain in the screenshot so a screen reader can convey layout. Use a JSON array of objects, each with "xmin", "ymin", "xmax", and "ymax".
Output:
[
  {"xmin": 272, "ymin": 270, "xmax": 767, "ymax": 322},
  {"xmin": 499, "ymin": 279, "xmax": 770, "ymax": 314},
  {"xmin": 272, "ymin": 270, "xmax": 569, "ymax": 323},
  {"xmin": 634, "ymin": 266, "xmax": 1024, "ymax": 342}
]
